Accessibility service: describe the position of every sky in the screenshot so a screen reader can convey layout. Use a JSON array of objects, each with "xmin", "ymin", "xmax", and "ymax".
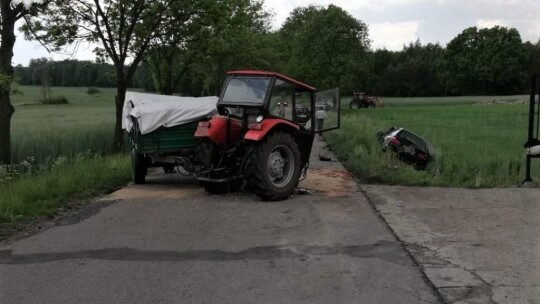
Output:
[{"xmin": 12, "ymin": 0, "xmax": 540, "ymax": 66}]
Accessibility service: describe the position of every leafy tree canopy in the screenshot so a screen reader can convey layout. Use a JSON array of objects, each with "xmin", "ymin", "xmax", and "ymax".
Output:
[
  {"xmin": 279, "ymin": 4, "xmax": 371, "ymax": 92},
  {"xmin": 444, "ymin": 26, "xmax": 527, "ymax": 95}
]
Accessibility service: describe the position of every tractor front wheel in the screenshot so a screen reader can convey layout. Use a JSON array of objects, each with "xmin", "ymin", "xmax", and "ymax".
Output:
[
  {"xmin": 349, "ymin": 100, "xmax": 360, "ymax": 109},
  {"xmin": 245, "ymin": 131, "xmax": 301, "ymax": 201}
]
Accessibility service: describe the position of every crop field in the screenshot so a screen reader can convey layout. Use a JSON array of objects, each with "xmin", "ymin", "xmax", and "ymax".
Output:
[
  {"xmin": 1, "ymin": 86, "xmax": 133, "ymax": 230},
  {"xmin": 11, "ymin": 86, "xmax": 120, "ymax": 162},
  {"xmin": 326, "ymin": 96, "xmax": 538, "ymax": 187}
]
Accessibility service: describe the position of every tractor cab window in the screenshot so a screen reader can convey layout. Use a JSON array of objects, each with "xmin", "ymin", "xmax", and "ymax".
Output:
[
  {"xmin": 221, "ymin": 77, "xmax": 271, "ymax": 105},
  {"xmin": 269, "ymin": 79, "xmax": 293, "ymax": 121}
]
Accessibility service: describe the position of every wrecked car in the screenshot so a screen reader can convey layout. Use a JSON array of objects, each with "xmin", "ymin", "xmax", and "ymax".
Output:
[{"xmin": 377, "ymin": 127, "xmax": 435, "ymax": 170}]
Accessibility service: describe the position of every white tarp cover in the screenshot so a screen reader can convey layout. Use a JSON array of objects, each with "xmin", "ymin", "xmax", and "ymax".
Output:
[{"xmin": 123, "ymin": 91, "xmax": 218, "ymax": 135}]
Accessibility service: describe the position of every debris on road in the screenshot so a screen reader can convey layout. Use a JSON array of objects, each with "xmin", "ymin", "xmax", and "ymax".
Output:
[
  {"xmin": 377, "ymin": 127, "xmax": 436, "ymax": 170},
  {"xmin": 295, "ymin": 188, "xmax": 313, "ymax": 195},
  {"xmin": 318, "ymin": 154, "xmax": 332, "ymax": 161}
]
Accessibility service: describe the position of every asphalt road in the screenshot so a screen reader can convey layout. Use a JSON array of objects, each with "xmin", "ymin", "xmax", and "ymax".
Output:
[{"xmin": 0, "ymin": 136, "xmax": 439, "ymax": 304}]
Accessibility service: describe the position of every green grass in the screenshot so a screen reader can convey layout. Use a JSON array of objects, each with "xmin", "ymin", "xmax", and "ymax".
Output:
[
  {"xmin": 326, "ymin": 102, "xmax": 538, "ymax": 187},
  {"xmin": 0, "ymin": 154, "xmax": 130, "ymax": 231},
  {"xmin": 11, "ymin": 86, "xmax": 119, "ymax": 162}
]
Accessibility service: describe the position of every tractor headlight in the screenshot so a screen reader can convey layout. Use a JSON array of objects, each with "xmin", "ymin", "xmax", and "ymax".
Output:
[{"xmin": 255, "ymin": 115, "xmax": 264, "ymax": 123}]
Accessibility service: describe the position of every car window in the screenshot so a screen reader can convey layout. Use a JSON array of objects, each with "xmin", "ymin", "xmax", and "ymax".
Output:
[{"xmin": 398, "ymin": 131, "xmax": 427, "ymax": 151}]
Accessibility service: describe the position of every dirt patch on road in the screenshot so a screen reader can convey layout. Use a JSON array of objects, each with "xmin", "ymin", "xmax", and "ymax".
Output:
[
  {"xmin": 300, "ymin": 168, "xmax": 357, "ymax": 197},
  {"xmin": 103, "ymin": 183, "xmax": 204, "ymax": 201}
]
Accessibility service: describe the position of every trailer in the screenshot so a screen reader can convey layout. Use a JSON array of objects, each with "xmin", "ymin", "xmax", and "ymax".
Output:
[{"xmin": 123, "ymin": 92, "xmax": 218, "ymax": 184}]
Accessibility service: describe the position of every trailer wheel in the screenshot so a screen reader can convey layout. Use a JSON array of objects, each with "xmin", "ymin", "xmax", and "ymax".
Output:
[
  {"xmin": 131, "ymin": 149, "xmax": 146, "ymax": 184},
  {"xmin": 245, "ymin": 131, "xmax": 301, "ymax": 201},
  {"xmin": 349, "ymin": 100, "xmax": 360, "ymax": 109}
]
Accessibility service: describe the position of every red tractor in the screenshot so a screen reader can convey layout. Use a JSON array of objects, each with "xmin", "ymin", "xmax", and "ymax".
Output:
[
  {"xmin": 349, "ymin": 91, "xmax": 381, "ymax": 109},
  {"xmin": 194, "ymin": 70, "xmax": 340, "ymax": 201}
]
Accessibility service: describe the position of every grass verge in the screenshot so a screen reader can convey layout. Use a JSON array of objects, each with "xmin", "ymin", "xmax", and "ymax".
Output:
[
  {"xmin": 0, "ymin": 154, "xmax": 131, "ymax": 234},
  {"xmin": 325, "ymin": 105, "xmax": 538, "ymax": 187}
]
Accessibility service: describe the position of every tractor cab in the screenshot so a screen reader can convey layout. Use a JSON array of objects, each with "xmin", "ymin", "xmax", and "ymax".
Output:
[
  {"xmin": 217, "ymin": 70, "xmax": 339, "ymax": 133},
  {"xmin": 194, "ymin": 70, "xmax": 340, "ymax": 201}
]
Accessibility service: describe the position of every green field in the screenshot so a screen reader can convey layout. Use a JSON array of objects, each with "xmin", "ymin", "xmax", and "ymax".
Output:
[
  {"xmin": 11, "ymin": 86, "xmax": 120, "ymax": 162},
  {"xmin": 1, "ymin": 86, "xmax": 132, "ymax": 232},
  {"xmin": 326, "ymin": 98, "xmax": 537, "ymax": 187}
]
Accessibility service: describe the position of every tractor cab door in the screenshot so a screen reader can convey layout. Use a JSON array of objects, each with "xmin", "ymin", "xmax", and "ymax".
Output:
[{"xmin": 314, "ymin": 88, "xmax": 340, "ymax": 133}]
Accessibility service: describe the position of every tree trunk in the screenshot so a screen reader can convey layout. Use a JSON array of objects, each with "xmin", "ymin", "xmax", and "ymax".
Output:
[
  {"xmin": 114, "ymin": 84, "xmax": 126, "ymax": 152},
  {"xmin": 0, "ymin": 91, "xmax": 14, "ymax": 164},
  {"xmin": 0, "ymin": 1, "xmax": 17, "ymax": 165}
]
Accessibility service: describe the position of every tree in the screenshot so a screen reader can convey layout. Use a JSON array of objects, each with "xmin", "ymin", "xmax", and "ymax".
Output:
[
  {"xmin": 146, "ymin": 0, "xmax": 273, "ymax": 96},
  {"xmin": 183, "ymin": 0, "xmax": 273, "ymax": 96},
  {"xmin": 143, "ymin": 0, "xmax": 199, "ymax": 95},
  {"xmin": 279, "ymin": 5, "xmax": 371, "ymax": 92},
  {"xmin": 443, "ymin": 26, "xmax": 526, "ymax": 95},
  {"xmin": 372, "ymin": 41, "xmax": 446, "ymax": 97},
  {"xmin": 0, "ymin": 0, "xmax": 50, "ymax": 164},
  {"xmin": 23, "ymin": 0, "xmax": 175, "ymax": 150}
]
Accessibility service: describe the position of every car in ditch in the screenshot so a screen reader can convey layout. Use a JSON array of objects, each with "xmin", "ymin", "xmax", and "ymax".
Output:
[{"xmin": 377, "ymin": 127, "xmax": 434, "ymax": 170}]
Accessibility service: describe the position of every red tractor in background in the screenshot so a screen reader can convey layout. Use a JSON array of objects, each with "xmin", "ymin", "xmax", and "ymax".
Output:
[
  {"xmin": 194, "ymin": 70, "xmax": 340, "ymax": 201},
  {"xmin": 349, "ymin": 91, "xmax": 382, "ymax": 109}
]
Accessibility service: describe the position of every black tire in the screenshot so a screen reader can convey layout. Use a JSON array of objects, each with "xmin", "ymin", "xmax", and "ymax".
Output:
[
  {"xmin": 202, "ymin": 180, "xmax": 242, "ymax": 195},
  {"xmin": 349, "ymin": 100, "xmax": 360, "ymax": 109},
  {"xmin": 244, "ymin": 131, "xmax": 301, "ymax": 201},
  {"xmin": 163, "ymin": 164, "xmax": 175, "ymax": 173},
  {"xmin": 131, "ymin": 149, "xmax": 146, "ymax": 184}
]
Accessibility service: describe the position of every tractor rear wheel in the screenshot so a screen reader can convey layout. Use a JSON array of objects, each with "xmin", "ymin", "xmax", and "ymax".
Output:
[
  {"xmin": 131, "ymin": 149, "xmax": 146, "ymax": 184},
  {"xmin": 349, "ymin": 100, "xmax": 360, "ymax": 109},
  {"xmin": 245, "ymin": 131, "xmax": 301, "ymax": 201}
]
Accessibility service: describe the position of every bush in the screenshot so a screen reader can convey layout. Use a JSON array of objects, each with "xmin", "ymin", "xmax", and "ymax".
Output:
[
  {"xmin": 87, "ymin": 87, "xmax": 101, "ymax": 95},
  {"xmin": 40, "ymin": 95, "xmax": 69, "ymax": 105}
]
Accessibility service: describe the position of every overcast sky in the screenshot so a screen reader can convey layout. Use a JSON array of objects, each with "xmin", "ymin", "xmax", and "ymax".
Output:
[{"xmin": 12, "ymin": 0, "xmax": 540, "ymax": 66}]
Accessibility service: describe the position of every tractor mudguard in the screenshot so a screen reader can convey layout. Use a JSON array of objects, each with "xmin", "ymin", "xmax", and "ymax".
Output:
[
  {"xmin": 245, "ymin": 119, "xmax": 300, "ymax": 142},
  {"xmin": 194, "ymin": 116, "xmax": 243, "ymax": 145}
]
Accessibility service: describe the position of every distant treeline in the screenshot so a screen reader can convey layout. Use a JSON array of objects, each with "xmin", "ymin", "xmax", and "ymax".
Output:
[
  {"xmin": 14, "ymin": 58, "xmax": 152, "ymax": 89},
  {"xmin": 14, "ymin": 6, "xmax": 540, "ymax": 97}
]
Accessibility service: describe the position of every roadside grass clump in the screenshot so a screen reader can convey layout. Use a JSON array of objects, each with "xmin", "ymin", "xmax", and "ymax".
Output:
[
  {"xmin": 39, "ymin": 95, "xmax": 69, "ymax": 105},
  {"xmin": 0, "ymin": 154, "xmax": 130, "ymax": 228},
  {"xmin": 87, "ymin": 87, "xmax": 101, "ymax": 95},
  {"xmin": 326, "ymin": 103, "xmax": 538, "ymax": 187}
]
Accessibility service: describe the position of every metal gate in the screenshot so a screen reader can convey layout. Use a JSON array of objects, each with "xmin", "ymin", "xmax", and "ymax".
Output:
[{"xmin": 524, "ymin": 74, "xmax": 540, "ymax": 183}]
